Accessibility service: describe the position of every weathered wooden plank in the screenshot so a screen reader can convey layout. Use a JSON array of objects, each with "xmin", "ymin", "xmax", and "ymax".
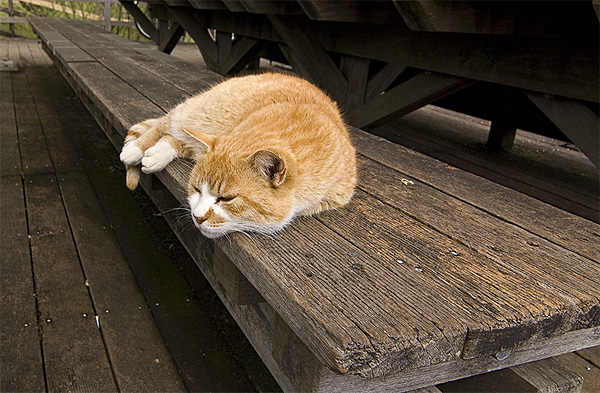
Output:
[
  {"xmin": 318, "ymin": 187, "xmax": 599, "ymax": 356},
  {"xmin": 24, "ymin": 173, "xmax": 117, "ymax": 392},
  {"xmin": 350, "ymin": 128, "xmax": 600, "ymax": 261},
  {"xmin": 74, "ymin": 46, "xmax": 189, "ymax": 110},
  {"xmin": 0, "ymin": 176, "xmax": 46, "ymax": 393},
  {"xmin": 24, "ymin": 67, "xmax": 85, "ymax": 173},
  {"xmin": 371, "ymin": 108, "xmax": 599, "ymax": 223},
  {"xmin": 11, "ymin": 72, "xmax": 54, "ymax": 175},
  {"xmin": 0, "ymin": 74, "xmax": 21, "ymax": 176},
  {"xmin": 512, "ymin": 357, "xmax": 583, "ymax": 393},
  {"xmin": 308, "ymin": 328, "xmax": 598, "ymax": 392},
  {"xmin": 68, "ymin": 61, "xmax": 164, "ymax": 132},
  {"xmin": 57, "ymin": 171, "xmax": 186, "ymax": 392},
  {"xmin": 36, "ymin": 18, "xmax": 221, "ymax": 95},
  {"xmin": 353, "ymin": 155, "xmax": 600, "ymax": 301},
  {"xmin": 52, "ymin": 46, "xmax": 95, "ymax": 63}
]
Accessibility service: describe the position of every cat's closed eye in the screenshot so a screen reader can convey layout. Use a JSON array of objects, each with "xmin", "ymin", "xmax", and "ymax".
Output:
[{"xmin": 217, "ymin": 195, "xmax": 237, "ymax": 203}]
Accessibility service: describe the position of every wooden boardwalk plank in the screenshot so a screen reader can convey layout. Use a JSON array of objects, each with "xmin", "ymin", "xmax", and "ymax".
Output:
[
  {"xmin": 0, "ymin": 176, "xmax": 46, "ymax": 393},
  {"xmin": 11, "ymin": 71, "xmax": 54, "ymax": 175},
  {"xmin": 351, "ymin": 129, "xmax": 600, "ymax": 261},
  {"xmin": 0, "ymin": 73, "xmax": 22, "ymax": 176},
  {"xmin": 25, "ymin": 67, "xmax": 86, "ymax": 173},
  {"xmin": 43, "ymin": 18, "xmax": 221, "ymax": 100},
  {"xmin": 57, "ymin": 171, "xmax": 186, "ymax": 392},
  {"xmin": 24, "ymin": 173, "xmax": 118, "ymax": 392},
  {"xmin": 372, "ymin": 110, "xmax": 599, "ymax": 222}
]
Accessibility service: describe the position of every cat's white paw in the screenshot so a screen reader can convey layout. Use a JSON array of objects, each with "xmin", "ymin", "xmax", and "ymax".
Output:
[
  {"xmin": 120, "ymin": 142, "xmax": 144, "ymax": 166},
  {"xmin": 141, "ymin": 140, "xmax": 178, "ymax": 173}
]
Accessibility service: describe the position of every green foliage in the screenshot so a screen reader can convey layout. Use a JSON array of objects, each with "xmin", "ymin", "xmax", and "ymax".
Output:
[{"xmin": 0, "ymin": 0, "xmax": 156, "ymax": 41}]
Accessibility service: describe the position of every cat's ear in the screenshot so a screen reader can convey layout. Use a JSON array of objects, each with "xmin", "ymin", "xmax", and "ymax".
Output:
[
  {"xmin": 182, "ymin": 128, "xmax": 216, "ymax": 154},
  {"xmin": 247, "ymin": 149, "xmax": 287, "ymax": 187}
]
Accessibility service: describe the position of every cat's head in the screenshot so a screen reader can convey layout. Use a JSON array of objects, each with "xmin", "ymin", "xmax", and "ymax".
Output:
[{"xmin": 183, "ymin": 128, "xmax": 297, "ymax": 238}]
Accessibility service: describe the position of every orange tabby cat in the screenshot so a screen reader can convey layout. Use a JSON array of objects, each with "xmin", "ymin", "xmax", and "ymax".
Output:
[{"xmin": 120, "ymin": 73, "xmax": 356, "ymax": 238}]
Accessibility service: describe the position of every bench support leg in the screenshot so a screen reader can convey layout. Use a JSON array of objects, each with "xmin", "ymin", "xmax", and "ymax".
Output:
[
  {"xmin": 525, "ymin": 90, "xmax": 600, "ymax": 167},
  {"xmin": 487, "ymin": 119, "xmax": 517, "ymax": 151}
]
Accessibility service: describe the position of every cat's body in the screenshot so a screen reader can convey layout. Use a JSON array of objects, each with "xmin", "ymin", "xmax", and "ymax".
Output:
[{"xmin": 120, "ymin": 73, "xmax": 356, "ymax": 238}]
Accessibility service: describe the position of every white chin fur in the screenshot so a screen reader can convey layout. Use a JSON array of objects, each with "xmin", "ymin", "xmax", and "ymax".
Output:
[{"xmin": 200, "ymin": 226, "xmax": 229, "ymax": 239}]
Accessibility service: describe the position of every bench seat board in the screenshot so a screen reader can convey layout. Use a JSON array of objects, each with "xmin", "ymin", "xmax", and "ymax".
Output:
[{"xmin": 29, "ymin": 17, "xmax": 600, "ymax": 391}]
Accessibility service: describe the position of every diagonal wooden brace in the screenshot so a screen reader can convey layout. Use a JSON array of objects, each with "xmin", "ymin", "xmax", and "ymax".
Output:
[
  {"xmin": 346, "ymin": 72, "xmax": 475, "ymax": 129},
  {"xmin": 525, "ymin": 91, "xmax": 600, "ymax": 167}
]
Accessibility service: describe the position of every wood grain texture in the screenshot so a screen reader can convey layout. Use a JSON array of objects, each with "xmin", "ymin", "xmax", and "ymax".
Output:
[
  {"xmin": 371, "ymin": 108, "xmax": 598, "ymax": 223},
  {"xmin": 350, "ymin": 128, "xmax": 600, "ymax": 260}
]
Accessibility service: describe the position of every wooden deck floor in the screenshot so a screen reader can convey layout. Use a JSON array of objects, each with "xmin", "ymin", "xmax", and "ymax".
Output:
[{"xmin": 1, "ymin": 37, "xmax": 599, "ymax": 392}]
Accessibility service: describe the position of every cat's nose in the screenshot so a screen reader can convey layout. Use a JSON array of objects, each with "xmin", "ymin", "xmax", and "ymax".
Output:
[{"xmin": 195, "ymin": 215, "xmax": 206, "ymax": 225}]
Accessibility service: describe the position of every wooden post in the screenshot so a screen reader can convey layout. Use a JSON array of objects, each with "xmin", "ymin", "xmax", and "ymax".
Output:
[
  {"xmin": 104, "ymin": 0, "xmax": 111, "ymax": 32},
  {"xmin": 8, "ymin": 0, "xmax": 14, "ymax": 38},
  {"xmin": 487, "ymin": 119, "xmax": 517, "ymax": 151}
]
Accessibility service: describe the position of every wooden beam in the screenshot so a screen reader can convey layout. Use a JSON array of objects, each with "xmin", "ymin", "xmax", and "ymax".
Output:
[
  {"xmin": 365, "ymin": 62, "xmax": 407, "ymax": 102},
  {"xmin": 346, "ymin": 72, "xmax": 475, "ymax": 129},
  {"xmin": 340, "ymin": 55, "xmax": 369, "ymax": 110},
  {"xmin": 166, "ymin": 6, "xmax": 218, "ymax": 69},
  {"xmin": 268, "ymin": 15, "xmax": 347, "ymax": 105},
  {"xmin": 525, "ymin": 91, "xmax": 600, "ymax": 167},
  {"xmin": 327, "ymin": 22, "xmax": 598, "ymax": 103},
  {"xmin": 297, "ymin": 0, "xmax": 397, "ymax": 24},
  {"xmin": 191, "ymin": 10, "xmax": 597, "ymax": 103},
  {"xmin": 216, "ymin": 34, "xmax": 267, "ymax": 75},
  {"xmin": 120, "ymin": 1, "xmax": 159, "ymax": 43},
  {"xmin": 213, "ymin": 246, "xmax": 264, "ymax": 305},
  {"xmin": 393, "ymin": 0, "xmax": 593, "ymax": 37},
  {"xmin": 157, "ymin": 20, "xmax": 185, "ymax": 54}
]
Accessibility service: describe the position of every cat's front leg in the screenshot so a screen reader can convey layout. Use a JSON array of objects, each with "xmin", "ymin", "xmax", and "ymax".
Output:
[{"xmin": 141, "ymin": 135, "xmax": 185, "ymax": 174}]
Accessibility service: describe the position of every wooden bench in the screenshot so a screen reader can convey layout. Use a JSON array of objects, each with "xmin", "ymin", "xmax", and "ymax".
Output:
[{"xmin": 29, "ymin": 17, "xmax": 598, "ymax": 392}]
